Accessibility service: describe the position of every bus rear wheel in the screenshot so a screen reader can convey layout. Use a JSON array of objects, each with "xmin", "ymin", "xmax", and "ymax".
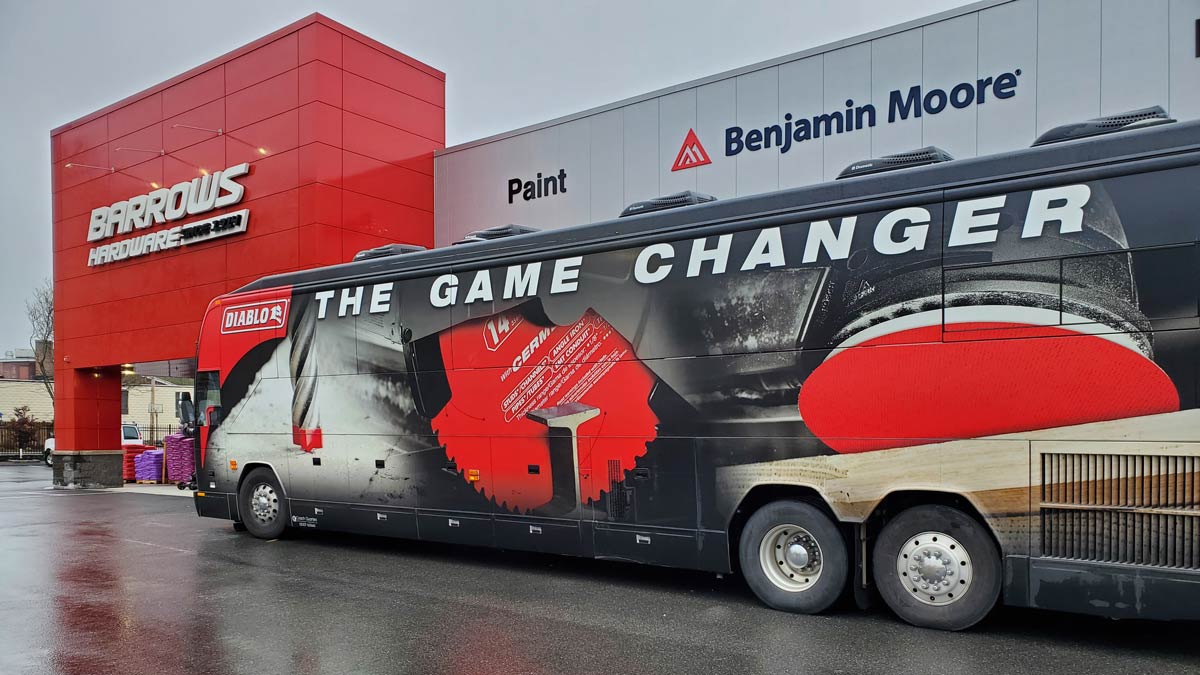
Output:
[
  {"xmin": 739, "ymin": 500, "xmax": 847, "ymax": 615},
  {"xmin": 872, "ymin": 504, "xmax": 1000, "ymax": 631},
  {"xmin": 237, "ymin": 468, "xmax": 288, "ymax": 539}
]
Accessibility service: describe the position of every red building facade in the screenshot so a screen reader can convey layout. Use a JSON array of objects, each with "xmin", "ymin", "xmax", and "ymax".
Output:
[{"xmin": 50, "ymin": 14, "xmax": 443, "ymax": 485}]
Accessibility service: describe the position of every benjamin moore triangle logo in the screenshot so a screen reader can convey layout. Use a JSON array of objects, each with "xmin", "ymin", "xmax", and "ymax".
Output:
[{"xmin": 671, "ymin": 128, "xmax": 711, "ymax": 171}]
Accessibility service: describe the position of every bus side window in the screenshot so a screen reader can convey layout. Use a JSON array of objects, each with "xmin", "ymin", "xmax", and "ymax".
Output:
[
  {"xmin": 195, "ymin": 371, "xmax": 222, "ymax": 428},
  {"xmin": 1128, "ymin": 244, "xmax": 1199, "ymax": 321},
  {"xmin": 1062, "ymin": 244, "xmax": 1199, "ymax": 329}
]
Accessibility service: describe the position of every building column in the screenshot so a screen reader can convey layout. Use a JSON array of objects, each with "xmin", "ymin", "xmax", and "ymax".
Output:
[{"xmin": 52, "ymin": 366, "xmax": 123, "ymax": 488}]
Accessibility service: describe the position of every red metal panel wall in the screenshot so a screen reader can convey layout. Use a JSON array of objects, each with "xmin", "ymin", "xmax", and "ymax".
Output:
[{"xmin": 49, "ymin": 14, "xmax": 444, "ymax": 452}]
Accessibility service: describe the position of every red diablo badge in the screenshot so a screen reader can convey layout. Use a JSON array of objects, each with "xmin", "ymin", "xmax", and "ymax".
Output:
[{"xmin": 220, "ymin": 299, "xmax": 289, "ymax": 335}]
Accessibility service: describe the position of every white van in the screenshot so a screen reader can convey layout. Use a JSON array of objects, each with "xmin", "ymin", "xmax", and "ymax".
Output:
[{"xmin": 42, "ymin": 423, "xmax": 144, "ymax": 466}]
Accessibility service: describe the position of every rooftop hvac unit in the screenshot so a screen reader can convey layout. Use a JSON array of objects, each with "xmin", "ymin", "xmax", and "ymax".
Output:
[
  {"xmin": 352, "ymin": 243, "xmax": 427, "ymax": 262},
  {"xmin": 836, "ymin": 146, "xmax": 954, "ymax": 180},
  {"xmin": 619, "ymin": 190, "xmax": 717, "ymax": 218},
  {"xmin": 453, "ymin": 224, "xmax": 540, "ymax": 245},
  {"xmin": 1032, "ymin": 106, "xmax": 1175, "ymax": 146}
]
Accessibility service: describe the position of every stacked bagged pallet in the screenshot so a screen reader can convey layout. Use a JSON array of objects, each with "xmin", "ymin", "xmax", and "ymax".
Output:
[
  {"xmin": 134, "ymin": 449, "xmax": 164, "ymax": 482},
  {"xmin": 124, "ymin": 444, "xmax": 155, "ymax": 482},
  {"xmin": 163, "ymin": 433, "xmax": 195, "ymax": 482},
  {"xmin": 122, "ymin": 446, "xmax": 140, "ymax": 482}
]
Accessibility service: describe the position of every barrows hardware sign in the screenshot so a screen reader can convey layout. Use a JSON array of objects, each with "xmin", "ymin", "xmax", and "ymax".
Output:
[
  {"xmin": 681, "ymin": 69, "xmax": 1022, "ymax": 162},
  {"xmin": 85, "ymin": 163, "xmax": 251, "ymax": 267}
]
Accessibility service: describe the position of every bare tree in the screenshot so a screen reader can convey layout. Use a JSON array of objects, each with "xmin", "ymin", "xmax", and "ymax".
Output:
[{"xmin": 25, "ymin": 278, "xmax": 53, "ymax": 402}]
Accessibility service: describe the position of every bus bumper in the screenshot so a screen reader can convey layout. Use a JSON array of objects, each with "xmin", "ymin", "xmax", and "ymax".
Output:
[{"xmin": 194, "ymin": 491, "xmax": 235, "ymax": 520}]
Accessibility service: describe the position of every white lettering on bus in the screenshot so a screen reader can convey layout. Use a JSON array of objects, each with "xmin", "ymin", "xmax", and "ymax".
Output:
[
  {"xmin": 948, "ymin": 195, "xmax": 1006, "ymax": 247},
  {"xmin": 1022, "ymin": 184, "xmax": 1090, "ymax": 239},
  {"xmin": 464, "ymin": 270, "xmax": 494, "ymax": 304},
  {"xmin": 338, "ymin": 287, "xmax": 364, "ymax": 318},
  {"xmin": 873, "ymin": 207, "xmax": 930, "ymax": 255},
  {"xmin": 510, "ymin": 327, "xmax": 553, "ymax": 374},
  {"xmin": 315, "ymin": 290, "xmax": 336, "ymax": 319},
  {"xmin": 312, "ymin": 184, "xmax": 1095, "ymax": 315},
  {"xmin": 634, "ymin": 243, "xmax": 675, "ymax": 284},
  {"xmin": 687, "ymin": 234, "xmax": 733, "ymax": 277},
  {"xmin": 802, "ymin": 217, "xmax": 857, "ymax": 263},
  {"xmin": 740, "ymin": 227, "xmax": 785, "ymax": 271},
  {"xmin": 369, "ymin": 283, "xmax": 394, "ymax": 314},
  {"xmin": 550, "ymin": 257, "xmax": 582, "ymax": 294},
  {"xmin": 504, "ymin": 263, "xmax": 541, "ymax": 298},
  {"xmin": 431, "ymin": 274, "xmax": 459, "ymax": 308}
]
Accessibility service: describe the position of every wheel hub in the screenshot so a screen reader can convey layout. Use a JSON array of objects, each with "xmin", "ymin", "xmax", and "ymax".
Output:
[
  {"xmin": 896, "ymin": 531, "xmax": 972, "ymax": 606},
  {"xmin": 784, "ymin": 542, "xmax": 811, "ymax": 569},
  {"xmin": 249, "ymin": 483, "xmax": 279, "ymax": 524},
  {"xmin": 759, "ymin": 524, "xmax": 823, "ymax": 592}
]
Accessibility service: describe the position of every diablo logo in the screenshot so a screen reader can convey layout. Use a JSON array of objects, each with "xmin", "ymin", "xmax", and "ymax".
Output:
[{"xmin": 221, "ymin": 299, "xmax": 289, "ymax": 334}]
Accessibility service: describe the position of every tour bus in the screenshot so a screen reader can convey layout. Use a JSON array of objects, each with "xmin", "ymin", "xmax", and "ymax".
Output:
[{"xmin": 190, "ymin": 107, "xmax": 1199, "ymax": 630}]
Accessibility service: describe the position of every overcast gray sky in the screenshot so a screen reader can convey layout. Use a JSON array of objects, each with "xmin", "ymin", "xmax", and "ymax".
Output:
[{"xmin": 0, "ymin": 0, "xmax": 970, "ymax": 353}]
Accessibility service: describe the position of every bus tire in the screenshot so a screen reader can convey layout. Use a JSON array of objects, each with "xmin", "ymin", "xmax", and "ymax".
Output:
[
  {"xmin": 237, "ymin": 468, "xmax": 288, "ymax": 539},
  {"xmin": 872, "ymin": 504, "xmax": 1001, "ymax": 631},
  {"xmin": 738, "ymin": 500, "xmax": 848, "ymax": 615}
]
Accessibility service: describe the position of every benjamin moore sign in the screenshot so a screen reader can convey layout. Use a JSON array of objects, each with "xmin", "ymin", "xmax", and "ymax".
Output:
[
  {"xmin": 85, "ymin": 162, "xmax": 251, "ymax": 267},
  {"xmin": 724, "ymin": 70, "xmax": 1021, "ymax": 158}
]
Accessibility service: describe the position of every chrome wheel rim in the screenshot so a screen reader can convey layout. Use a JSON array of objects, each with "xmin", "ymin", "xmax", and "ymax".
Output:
[
  {"xmin": 759, "ymin": 524, "xmax": 823, "ymax": 592},
  {"xmin": 249, "ymin": 483, "xmax": 279, "ymax": 525},
  {"xmin": 897, "ymin": 530, "xmax": 973, "ymax": 606}
]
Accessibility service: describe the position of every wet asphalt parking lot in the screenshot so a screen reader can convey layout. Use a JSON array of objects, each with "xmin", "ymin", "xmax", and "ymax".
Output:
[{"xmin": 0, "ymin": 463, "xmax": 1196, "ymax": 675}]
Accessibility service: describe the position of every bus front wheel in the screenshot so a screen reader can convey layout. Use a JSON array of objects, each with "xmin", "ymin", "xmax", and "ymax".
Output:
[
  {"xmin": 872, "ymin": 504, "xmax": 1001, "ymax": 631},
  {"xmin": 738, "ymin": 500, "xmax": 848, "ymax": 615},
  {"xmin": 237, "ymin": 468, "xmax": 289, "ymax": 539}
]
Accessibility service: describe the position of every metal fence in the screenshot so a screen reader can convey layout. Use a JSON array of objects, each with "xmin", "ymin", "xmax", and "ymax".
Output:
[
  {"xmin": 0, "ymin": 421, "xmax": 54, "ymax": 458},
  {"xmin": 0, "ymin": 422, "xmax": 184, "ymax": 458},
  {"xmin": 140, "ymin": 425, "xmax": 178, "ymax": 447}
]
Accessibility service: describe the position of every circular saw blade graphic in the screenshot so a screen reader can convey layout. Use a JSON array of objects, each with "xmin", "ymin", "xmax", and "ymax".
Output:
[{"xmin": 431, "ymin": 308, "xmax": 658, "ymax": 513}]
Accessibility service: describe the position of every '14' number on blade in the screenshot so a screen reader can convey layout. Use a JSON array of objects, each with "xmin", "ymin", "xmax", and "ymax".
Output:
[{"xmin": 484, "ymin": 312, "xmax": 522, "ymax": 351}]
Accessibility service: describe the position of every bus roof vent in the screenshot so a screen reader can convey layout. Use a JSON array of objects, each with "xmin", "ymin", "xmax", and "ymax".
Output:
[
  {"xmin": 619, "ymin": 190, "xmax": 717, "ymax": 218},
  {"xmin": 836, "ymin": 146, "xmax": 953, "ymax": 180},
  {"xmin": 454, "ymin": 223, "xmax": 540, "ymax": 245},
  {"xmin": 352, "ymin": 243, "xmax": 426, "ymax": 262},
  {"xmin": 1032, "ymin": 106, "xmax": 1175, "ymax": 146}
]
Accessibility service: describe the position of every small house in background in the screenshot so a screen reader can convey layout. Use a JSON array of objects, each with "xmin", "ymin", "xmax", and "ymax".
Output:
[
  {"xmin": 0, "ymin": 341, "xmax": 53, "ymax": 380},
  {"xmin": 0, "ymin": 349, "xmax": 37, "ymax": 380}
]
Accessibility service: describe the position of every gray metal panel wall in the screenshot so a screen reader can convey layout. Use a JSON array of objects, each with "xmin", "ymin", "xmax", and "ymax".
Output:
[
  {"xmin": 622, "ymin": 100, "xmax": 660, "ymax": 207},
  {"xmin": 822, "ymin": 44, "xmax": 873, "ymax": 183},
  {"xmin": 923, "ymin": 13, "xmax": 980, "ymax": 159},
  {"xmin": 778, "ymin": 56, "xmax": 825, "ymax": 189},
  {"xmin": 1035, "ymin": 0, "xmax": 1102, "ymax": 135},
  {"xmin": 435, "ymin": 0, "xmax": 1193, "ymax": 245},
  {"xmin": 1101, "ymin": 0, "xmax": 1170, "ymax": 115},
  {"xmin": 977, "ymin": 0, "xmax": 1038, "ymax": 155},
  {"xmin": 1170, "ymin": 0, "xmax": 1200, "ymax": 120},
  {"xmin": 871, "ymin": 30, "xmax": 923, "ymax": 158},
  {"xmin": 589, "ymin": 110, "xmax": 623, "ymax": 223},
  {"xmin": 736, "ymin": 68, "xmax": 780, "ymax": 193},
  {"xmin": 696, "ymin": 79, "xmax": 737, "ymax": 197}
]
